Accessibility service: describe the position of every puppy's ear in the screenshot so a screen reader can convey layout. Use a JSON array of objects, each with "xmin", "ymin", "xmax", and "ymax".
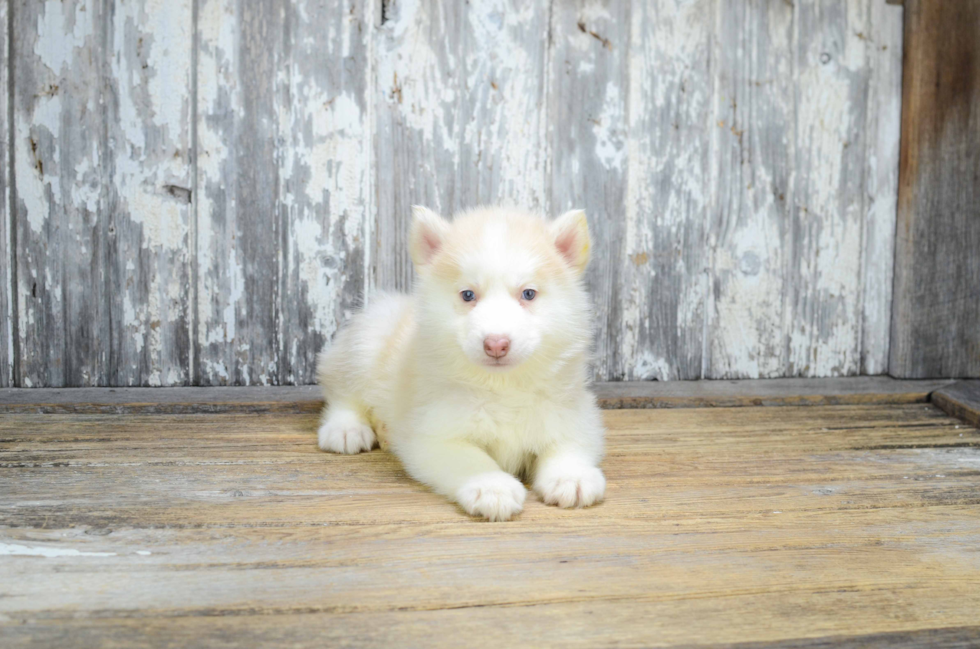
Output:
[
  {"xmin": 550, "ymin": 209, "xmax": 591, "ymax": 275},
  {"xmin": 409, "ymin": 206, "xmax": 450, "ymax": 267}
]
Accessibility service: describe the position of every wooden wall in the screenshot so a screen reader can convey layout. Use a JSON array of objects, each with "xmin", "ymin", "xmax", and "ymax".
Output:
[
  {"xmin": 890, "ymin": 0, "xmax": 980, "ymax": 378},
  {"xmin": 2, "ymin": 0, "xmax": 906, "ymax": 387}
]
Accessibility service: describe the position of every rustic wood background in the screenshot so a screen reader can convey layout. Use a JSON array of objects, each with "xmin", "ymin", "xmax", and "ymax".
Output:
[{"xmin": 2, "ymin": 0, "xmax": 907, "ymax": 387}]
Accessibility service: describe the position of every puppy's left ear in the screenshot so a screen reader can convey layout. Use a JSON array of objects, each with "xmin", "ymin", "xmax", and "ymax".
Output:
[{"xmin": 550, "ymin": 209, "xmax": 591, "ymax": 275}]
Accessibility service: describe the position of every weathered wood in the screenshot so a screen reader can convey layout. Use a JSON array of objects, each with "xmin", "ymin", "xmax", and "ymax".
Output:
[
  {"xmin": 106, "ymin": 0, "xmax": 194, "ymax": 386},
  {"xmin": 890, "ymin": 0, "xmax": 980, "ymax": 378},
  {"xmin": 12, "ymin": 0, "xmax": 111, "ymax": 387},
  {"xmin": 276, "ymin": 0, "xmax": 374, "ymax": 385},
  {"xmin": 373, "ymin": 0, "xmax": 550, "ymax": 293},
  {"xmin": 196, "ymin": 0, "xmax": 282, "ymax": 386},
  {"xmin": 707, "ymin": 0, "xmax": 795, "ymax": 379},
  {"xmin": 373, "ymin": 0, "xmax": 464, "ymax": 291},
  {"xmin": 0, "ymin": 377, "xmax": 954, "ymax": 414},
  {"xmin": 1, "ymin": 404, "xmax": 979, "ymax": 646},
  {"xmin": 932, "ymin": 381, "xmax": 980, "ymax": 429},
  {"xmin": 5, "ymin": 0, "xmax": 912, "ymax": 386},
  {"xmin": 0, "ymin": 0, "xmax": 10, "ymax": 387},
  {"xmin": 620, "ymin": 0, "xmax": 710, "ymax": 380},
  {"xmin": 860, "ymin": 0, "xmax": 903, "ymax": 375},
  {"xmin": 707, "ymin": 0, "xmax": 902, "ymax": 379},
  {"xmin": 548, "ymin": 0, "xmax": 628, "ymax": 381}
]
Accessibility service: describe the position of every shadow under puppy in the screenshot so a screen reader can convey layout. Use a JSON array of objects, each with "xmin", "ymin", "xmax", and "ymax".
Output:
[{"xmin": 316, "ymin": 206, "xmax": 606, "ymax": 521}]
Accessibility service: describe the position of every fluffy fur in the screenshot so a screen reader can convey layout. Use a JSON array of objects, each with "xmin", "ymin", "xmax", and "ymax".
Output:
[{"xmin": 316, "ymin": 206, "xmax": 606, "ymax": 521}]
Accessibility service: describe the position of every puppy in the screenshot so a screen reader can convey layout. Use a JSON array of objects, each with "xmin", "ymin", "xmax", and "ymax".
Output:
[{"xmin": 316, "ymin": 206, "xmax": 606, "ymax": 521}]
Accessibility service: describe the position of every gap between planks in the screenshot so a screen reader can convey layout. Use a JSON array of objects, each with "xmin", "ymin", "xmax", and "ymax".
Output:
[{"xmin": 0, "ymin": 377, "xmax": 958, "ymax": 415}]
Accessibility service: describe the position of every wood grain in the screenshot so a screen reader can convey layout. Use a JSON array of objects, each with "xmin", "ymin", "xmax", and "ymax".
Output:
[
  {"xmin": 890, "ymin": 0, "xmax": 980, "ymax": 378},
  {"xmin": 706, "ymin": 0, "xmax": 904, "ymax": 379},
  {"xmin": 0, "ymin": 377, "xmax": 954, "ymax": 414},
  {"xmin": 12, "ymin": 0, "xmax": 111, "ymax": 387},
  {"xmin": 196, "ymin": 0, "xmax": 282, "ymax": 386},
  {"xmin": 621, "ymin": 0, "xmax": 711, "ymax": 381},
  {"xmin": 106, "ymin": 0, "xmax": 194, "ymax": 386},
  {"xmin": 4, "ymin": 1, "xmax": 914, "ymax": 385},
  {"xmin": 1, "ymin": 402, "xmax": 979, "ymax": 647},
  {"xmin": 932, "ymin": 381, "xmax": 980, "ymax": 428},
  {"xmin": 548, "ymin": 0, "xmax": 629, "ymax": 380},
  {"xmin": 1, "ymin": 0, "xmax": 10, "ymax": 387}
]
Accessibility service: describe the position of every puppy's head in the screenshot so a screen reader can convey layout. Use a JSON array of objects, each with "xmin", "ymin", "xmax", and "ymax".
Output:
[{"xmin": 409, "ymin": 206, "xmax": 592, "ymax": 373}]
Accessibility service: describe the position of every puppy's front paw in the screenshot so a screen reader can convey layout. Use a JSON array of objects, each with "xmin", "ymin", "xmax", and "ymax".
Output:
[
  {"xmin": 456, "ymin": 472, "xmax": 526, "ymax": 522},
  {"xmin": 318, "ymin": 409, "xmax": 377, "ymax": 454},
  {"xmin": 535, "ymin": 464, "xmax": 605, "ymax": 508}
]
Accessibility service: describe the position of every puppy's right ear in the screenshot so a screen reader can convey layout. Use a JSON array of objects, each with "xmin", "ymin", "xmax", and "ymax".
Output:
[{"xmin": 409, "ymin": 205, "xmax": 450, "ymax": 267}]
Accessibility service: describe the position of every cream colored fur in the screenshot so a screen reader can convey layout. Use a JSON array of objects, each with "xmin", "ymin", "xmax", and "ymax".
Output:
[{"xmin": 316, "ymin": 206, "xmax": 606, "ymax": 521}]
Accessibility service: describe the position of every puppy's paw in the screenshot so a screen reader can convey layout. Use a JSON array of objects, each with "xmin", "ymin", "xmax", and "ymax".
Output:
[
  {"xmin": 456, "ymin": 472, "xmax": 526, "ymax": 522},
  {"xmin": 317, "ymin": 409, "xmax": 377, "ymax": 454},
  {"xmin": 535, "ymin": 464, "xmax": 605, "ymax": 508}
]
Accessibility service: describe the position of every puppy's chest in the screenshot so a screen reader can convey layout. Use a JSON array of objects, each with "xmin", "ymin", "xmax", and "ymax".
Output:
[{"xmin": 469, "ymin": 394, "xmax": 553, "ymax": 450}]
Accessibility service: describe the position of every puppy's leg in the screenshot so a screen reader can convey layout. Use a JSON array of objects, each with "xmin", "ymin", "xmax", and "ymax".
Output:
[
  {"xmin": 398, "ymin": 437, "xmax": 526, "ymax": 521},
  {"xmin": 533, "ymin": 449, "xmax": 606, "ymax": 508},
  {"xmin": 318, "ymin": 404, "xmax": 377, "ymax": 454}
]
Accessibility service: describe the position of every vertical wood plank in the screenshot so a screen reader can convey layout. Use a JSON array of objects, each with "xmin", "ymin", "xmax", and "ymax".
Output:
[
  {"xmin": 456, "ymin": 0, "xmax": 549, "ymax": 212},
  {"xmin": 196, "ymin": 0, "xmax": 282, "ymax": 385},
  {"xmin": 621, "ymin": 0, "xmax": 712, "ymax": 380},
  {"xmin": 706, "ymin": 0, "xmax": 795, "ymax": 379},
  {"xmin": 105, "ymin": 0, "xmax": 194, "ymax": 385},
  {"xmin": 12, "ymin": 0, "xmax": 110, "ymax": 386},
  {"xmin": 548, "ymin": 0, "xmax": 629, "ymax": 381},
  {"xmin": 786, "ymin": 0, "xmax": 872, "ymax": 377},
  {"xmin": 374, "ymin": 0, "xmax": 463, "ymax": 292},
  {"xmin": 859, "ymin": 0, "xmax": 903, "ymax": 375},
  {"xmin": 1, "ymin": 0, "xmax": 10, "ymax": 387},
  {"xmin": 890, "ymin": 0, "xmax": 980, "ymax": 378},
  {"xmin": 276, "ymin": 0, "xmax": 374, "ymax": 384}
]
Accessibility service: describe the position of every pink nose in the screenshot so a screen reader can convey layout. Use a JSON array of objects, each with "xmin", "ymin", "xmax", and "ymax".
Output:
[{"xmin": 483, "ymin": 335, "xmax": 510, "ymax": 359}]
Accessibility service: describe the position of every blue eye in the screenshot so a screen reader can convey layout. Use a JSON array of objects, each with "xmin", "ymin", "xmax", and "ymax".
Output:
[
  {"xmin": 522, "ymin": 289, "xmax": 537, "ymax": 300},
  {"xmin": 460, "ymin": 290, "xmax": 476, "ymax": 302}
]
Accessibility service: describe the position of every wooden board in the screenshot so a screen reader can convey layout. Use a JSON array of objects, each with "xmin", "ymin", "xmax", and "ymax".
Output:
[
  {"xmin": 0, "ymin": 0, "xmax": 9, "ymax": 387},
  {"xmin": 932, "ymin": 381, "xmax": 980, "ymax": 429},
  {"xmin": 890, "ymin": 0, "xmax": 980, "ymax": 378},
  {"xmin": 1, "ymin": 402, "xmax": 979, "ymax": 647},
  {"xmin": 0, "ymin": 377, "xmax": 955, "ymax": 414}
]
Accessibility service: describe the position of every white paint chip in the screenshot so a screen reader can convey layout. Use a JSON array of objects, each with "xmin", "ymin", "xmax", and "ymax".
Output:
[{"xmin": 0, "ymin": 542, "xmax": 116, "ymax": 558}]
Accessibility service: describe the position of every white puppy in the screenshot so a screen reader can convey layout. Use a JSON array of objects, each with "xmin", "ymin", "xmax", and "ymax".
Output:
[{"xmin": 316, "ymin": 206, "xmax": 606, "ymax": 521}]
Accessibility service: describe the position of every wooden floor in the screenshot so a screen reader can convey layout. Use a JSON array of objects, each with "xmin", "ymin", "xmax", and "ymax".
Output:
[{"xmin": 2, "ymin": 390, "xmax": 980, "ymax": 647}]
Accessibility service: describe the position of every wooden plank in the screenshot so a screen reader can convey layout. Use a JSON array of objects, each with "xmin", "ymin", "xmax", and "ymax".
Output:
[
  {"xmin": 890, "ymin": 0, "xmax": 980, "ymax": 378},
  {"xmin": 275, "ymin": 0, "xmax": 373, "ymax": 385},
  {"xmin": 373, "ymin": 0, "xmax": 464, "ymax": 291},
  {"xmin": 1, "ymin": 405, "xmax": 979, "ymax": 646},
  {"xmin": 195, "ymin": 0, "xmax": 282, "ymax": 385},
  {"xmin": 620, "ymin": 0, "xmax": 711, "ymax": 380},
  {"xmin": 547, "ymin": 0, "xmax": 628, "ymax": 380},
  {"xmin": 0, "ymin": 377, "xmax": 955, "ymax": 414},
  {"xmin": 932, "ymin": 381, "xmax": 980, "ymax": 429},
  {"xmin": 105, "ymin": 0, "xmax": 194, "ymax": 386},
  {"xmin": 12, "ymin": 0, "xmax": 110, "ymax": 386},
  {"xmin": 0, "ymin": 0, "xmax": 10, "ymax": 388},
  {"xmin": 706, "ymin": 0, "xmax": 796, "ymax": 379},
  {"xmin": 3, "ymin": 616, "xmax": 980, "ymax": 649},
  {"xmin": 372, "ymin": 0, "xmax": 549, "ymax": 292},
  {"xmin": 591, "ymin": 376, "xmax": 953, "ymax": 409},
  {"xmin": 785, "ymin": 0, "xmax": 874, "ymax": 377},
  {"xmin": 860, "ymin": 0, "xmax": 903, "ymax": 375}
]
